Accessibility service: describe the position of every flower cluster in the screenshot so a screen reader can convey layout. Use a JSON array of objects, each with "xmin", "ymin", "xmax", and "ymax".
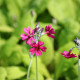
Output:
[
  {"xmin": 20, "ymin": 23, "xmax": 55, "ymax": 56},
  {"xmin": 60, "ymin": 38, "xmax": 80, "ymax": 59}
]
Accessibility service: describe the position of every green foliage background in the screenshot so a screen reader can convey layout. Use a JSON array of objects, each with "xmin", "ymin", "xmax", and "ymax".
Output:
[{"xmin": 0, "ymin": 0, "xmax": 80, "ymax": 80}]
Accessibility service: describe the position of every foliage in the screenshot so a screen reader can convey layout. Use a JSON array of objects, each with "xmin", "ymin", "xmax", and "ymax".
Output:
[{"xmin": 0, "ymin": 0, "xmax": 80, "ymax": 80}]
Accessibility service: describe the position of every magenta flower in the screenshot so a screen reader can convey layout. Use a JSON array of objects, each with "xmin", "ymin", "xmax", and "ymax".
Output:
[
  {"xmin": 20, "ymin": 27, "xmax": 35, "ymax": 45},
  {"xmin": 79, "ymin": 54, "xmax": 80, "ymax": 59},
  {"xmin": 29, "ymin": 41, "xmax": 47, "ymax": 56},
  {"xmin": 60, "ymin": 51, "xmax": 77, "ymax": 58},
  {"xmin": 45, "ymin": 25, "xmax": 55, "ymax": 38}
]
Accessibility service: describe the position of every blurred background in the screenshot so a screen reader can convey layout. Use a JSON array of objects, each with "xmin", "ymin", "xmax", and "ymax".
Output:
[{"xmin": 0, "ymin": 0, "xmax": 80, "ymax": 80}]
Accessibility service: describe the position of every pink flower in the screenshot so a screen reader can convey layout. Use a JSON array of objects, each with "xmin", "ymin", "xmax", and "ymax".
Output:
[
  {"xmin": 79, "ymin": 54, "xmax": 80, "ymax": 59},
  {"xmin": 29, "ymin": 41, "xmax": 47, "ymax": 56},
  {"xmin": 60, "ymin": 51, "xmax": 77, "ymax": 58},
  {"xmin": 45, "ymin": 25, "xmax": 55, "ymax": 38},
  {"xmin": 20, "ymin": 27, "xmax": 35, "ymax": 45}
]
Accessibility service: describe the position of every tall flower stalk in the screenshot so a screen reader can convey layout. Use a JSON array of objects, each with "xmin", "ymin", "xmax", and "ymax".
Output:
[{"xmin": 20, "ymin": 11, "xmax": 55, "ymax": 80}]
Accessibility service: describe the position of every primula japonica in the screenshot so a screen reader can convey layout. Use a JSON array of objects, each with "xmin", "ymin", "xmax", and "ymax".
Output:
[{"xmin": 20, "ymin": 23, "xmax": 55, "ymax": 80}]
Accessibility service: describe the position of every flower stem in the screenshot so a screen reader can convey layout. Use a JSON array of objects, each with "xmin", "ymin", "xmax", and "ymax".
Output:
[
  {"xmin": 27, "ymin": 57, "xmax": 33, "ymax": 80},
  {"xmin": 36, "ymin": 56, "xmax": 38, "ymax": 80},
  {"xmin": 78, "ymin": 50, "xmax": 80, "ymax": 80}
]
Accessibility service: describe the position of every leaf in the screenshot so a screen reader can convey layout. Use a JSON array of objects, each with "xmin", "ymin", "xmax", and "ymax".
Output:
[
  {"xmin": 40, "ymin": 35, "xmax": 54, "ymax": 65},
  {"xmin": 0, "ymin": 25, "xmax": 14, "ymax": 32},
  {"xmin": 29, "ymin": 73, "xmax": 44, "ymax": 80},
  {"xmin": 0, "ymin": 67, "xmax": 7, "ymax": 80},
  {"xmin": 8, "ymin": 45, "xmax": 23, "ymax": 65},
  {"xmin": 0, "ymin": 10, "xmax": 7, "ymax": 25},
  {"xmin": 1, "ymin": 36, "xmax": 18, "ymax": 57},
  {"xmin": 65, "ymin": 64, "xmax": 78, "ymax": 80},
  {"xmin": 28, "ymin": 0, "xmax": 49, "ymax": 14},
  {"xmin": 31, "ymin": 57, "xmax": 50, "ymax": 78},
  {"xmin": 0, "ymin": 0, "xmax": 3, "ymax": 6},
  {"xmin": 5, "ymin": 0, "xmax": 20, "ymax": 20},
  {"xmin": 58, "ymin": 19, "xmax": 80, "ymax": 47},
  {"xmin": 47, "ymin": 0, "xmax": 76, "ymax": 21},
  {"xmin": 6, "ymin": 66, "xmax": 26, "ymax": 79}
]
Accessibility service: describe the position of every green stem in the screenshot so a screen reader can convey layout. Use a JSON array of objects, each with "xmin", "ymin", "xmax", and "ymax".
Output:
[
  {"xmin": 36, "ymin": 56, "xmax": 38, "ymax": 80},
  {"xmin": 27, "ymin": 57, "xmax": 33, "ymax": 80}
]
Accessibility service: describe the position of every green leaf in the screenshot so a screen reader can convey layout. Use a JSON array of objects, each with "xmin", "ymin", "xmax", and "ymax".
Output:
[
  {"xmin": 0, "ymin": 0, "xmax": 3, "ymax": 6},
  {"xmin": 6, "ymin": 66, "xmax": 26, "ymax": 79},
  {"xmin": 58, "ymin": 19, "xmax": 80, "ymax": 47},
  {"xmin": 47, "ymin": 0, "xmax": 76, "ymax": 21},
  {"xmin": 0, "ymin": 10, "xmax": 7, "ymax": 25},
  {"xmin": 0, "ymin": 25, "xmax": 14, "ymax": 32},
  {"xmin": 40, "ymin": 35, "xmax": 54, "ymax": 65},
  {"xmin": 28, "ymin": 0, "xmax": 49, "ymax": 14},
  {"xmin": 31, "ymin": 57, "xmax": 50, "ymax": 78},
  {"xmin": 0, "ymin": 67, "xmax": 7, "ymax": 80},
  {"xmin": 5, "ymin": 0, "xmax": 20, "ymax": 20},
  {"xmin": 65, "ymin": 64, "xmax": 78, "ymax": 80},
  {"xmin": 1, "ymin": 36, "xmax": 18, "ymax": 57},
  {"xmin": 8, "ymin": 45, "xmax": 23, "ymax": 65},
  {"xmin": 29, "ymin": 73, "xmax": 44, "ymax": 80}
]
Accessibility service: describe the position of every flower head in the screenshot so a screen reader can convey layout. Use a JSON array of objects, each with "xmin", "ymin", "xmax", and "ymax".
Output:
[
  {"xmin": 29, "ymin": 41, "xmax": 47, "ymax": 56},
  {"xmin": 60, "ymin": 51, "xmax": 77, "ymax": 58},
  {"xmin": 79, "ymin": 54, "xmax": 80, "ymax": 59},
  {"xmin": 20, "ymin": 27, "xmax": 35, "ymax": 45},
  {"xmin": 45, "ymin": 25, "xmax": 55, "ymax": 38}
]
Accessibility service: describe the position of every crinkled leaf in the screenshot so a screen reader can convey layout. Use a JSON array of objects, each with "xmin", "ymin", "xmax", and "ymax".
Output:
[
  {"xmin": 40, "ymin": 35, "xmax": 54, "ymax": 65},
  {"xmin": 1, "ymin": 36, "xmax": 18, "ymax": 57},
  {"xmin": 0, "ymin": 67, "xmax": 7, "ymax": 80},
  {"xmin": 0, "ymin": 25, "xmax": 14, "ymax": 32},
  {"xmin": 6, "ymin": 66, "xmax": 26, "ymax": 79},
  {"xmin": 47, "ymin": 0, "xmax": 75, "ymax": 21}
]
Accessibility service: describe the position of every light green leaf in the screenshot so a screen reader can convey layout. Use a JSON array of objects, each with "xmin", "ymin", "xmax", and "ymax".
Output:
[
  {"xmin": 47, "ymin": 0, "xmax": 75, "ymax": 21},
  {"xmin": 0, "ymin": 25, "xmax": 14, "ymax": 32},
  {"xmin": 1, "ymin": 36, "xmax": 18, "ymax": 57},
  {"xmin": 0, "ymin": 67, "xmax": 7, "ymax": 80},
  {"xmin": 40, "ymin": 35, "xmax": 54, "ymax": 65},
  {"xmin": 0, "ymin": 10, "xmax": 7, "ymax": 25},
  {"xmin": 58, "ymin": 19, "xmax": 80, "ymax": 47},
  {"xmin": 6, "ymin": 66, "xmax": 26, "ymax": 79}
]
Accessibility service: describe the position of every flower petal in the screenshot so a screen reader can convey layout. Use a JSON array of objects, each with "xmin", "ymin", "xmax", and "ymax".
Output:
[
  {"xmin": 40, "ymin": 46, "xmax": 47, "ymax": 52},
  {"xmin": 50, "ymin": 28, "xmax": 55, "ymax": 34},
  {"xmin": 48, "ymin": 25, "xmax": 52, "ymax": 30},
  {"xmin": 79, "ymin": 54, "xmax": 80, "ymax": 59},
  {"xmin": 38, "ymin": 41, "xmax": 44, "ymax": 46},
  {"xmin": 24, "ymin": 27, "xmax": 31, "ymax": 35},
  {"xmin": 45, "ymin": 26, "xmax": 48, "ymax": 31},
  {"xmin": 47, "ymin": 34, "xmax": 55, "ymax": 38},
  {"xmin": 29, "ymin": 48, "xmax": 35, "ymax": 55},
  {"xmin": 26, "ymin": 38, "xmax": 32, "ymax": 45},
  {"xmin": 31, "ymin": 37, "xmax": 35, "ymax": 42},
  {"xmin": 20, "ymin": 34, "xmax": 28, "ymax": 40},
  {"xmin": 36, "ymin": 50, "xmax": 42, "ymax": 56}
]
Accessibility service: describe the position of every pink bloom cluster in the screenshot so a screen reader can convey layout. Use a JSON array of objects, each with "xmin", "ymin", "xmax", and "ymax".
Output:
[
  {"xmin": 20, "ymin": 24, "xmax": 55, "ymax": 56},
  {"xmin": 20, "ymin": 27, "xmax": 35, "ymax": 45},
  {"xmin": 60, "ymin": 51, "xmax": 77, "ymax": 58},
  {"xmin": 45, "ymin": 25, "xmax": 55, "ymax": 38},
  {"xmin": 29, "ymin": 41, "xmax": 47, "ymax": 56}
]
